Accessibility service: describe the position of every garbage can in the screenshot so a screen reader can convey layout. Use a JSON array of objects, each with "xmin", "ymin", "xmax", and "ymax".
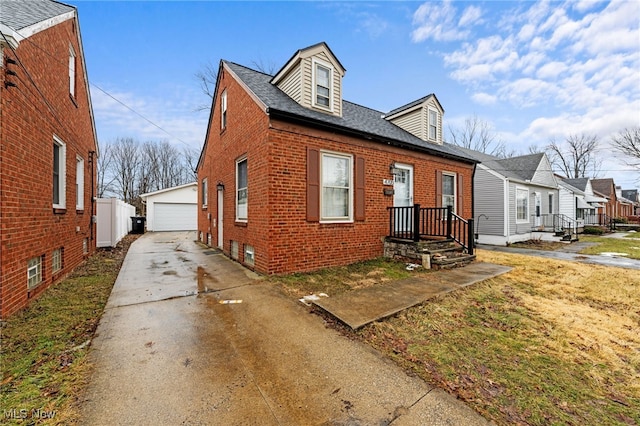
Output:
[{"xmin": 130, "ymin": 216, "xmax": 146, "ymax": 234}]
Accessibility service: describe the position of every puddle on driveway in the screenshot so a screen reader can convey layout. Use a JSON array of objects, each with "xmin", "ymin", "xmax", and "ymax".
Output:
[{"xmin": 197, "ymin": 266, "xmax": 219, "ymax": 294}]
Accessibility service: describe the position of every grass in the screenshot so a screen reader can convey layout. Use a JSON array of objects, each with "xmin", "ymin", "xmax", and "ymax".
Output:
[
  {"xmin": 0, "ymin": 236, "xmax": 137, "ymax": 425},
  {"xmin": 578, "ymin": 234, "xmax": 640, "ymax": 260},
  {"xmin": 269, "ymin": 249, "xmax": 640, "ymax": 425},
  {"xmin": 270, "ymin": 257, "xmax": 432, "ymax": 298}
]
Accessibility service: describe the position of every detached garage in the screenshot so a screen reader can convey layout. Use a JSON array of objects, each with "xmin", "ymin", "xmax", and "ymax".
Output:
[{"xmin": 140, "ymin": 183, "xmax": 197, "ymax": 231}]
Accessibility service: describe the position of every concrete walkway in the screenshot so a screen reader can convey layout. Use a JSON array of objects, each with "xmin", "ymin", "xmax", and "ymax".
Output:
[
  {"xmin": 80, "ymin": 232, "xmax": 491, "ymax": 426},
  {"xmin": 478, "ymin": 240, "xmax": 640, "ymax": 271},
  {"xmin": 313, "ymin": 262, "xmax": 512, "ymax": 329}
]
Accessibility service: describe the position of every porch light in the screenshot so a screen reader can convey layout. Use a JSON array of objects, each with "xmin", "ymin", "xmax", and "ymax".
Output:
[
  {"xmin": 216, "ymin": 182, "xmax": 225, "ymax": 191},
  {"xmin": 389, "ymin": 163, "xmax": 401, "ymax": 176}
]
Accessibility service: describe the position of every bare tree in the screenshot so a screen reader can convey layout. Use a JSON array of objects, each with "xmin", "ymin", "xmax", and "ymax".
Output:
[
  {"xmin": 448, "ymin": 115, "xmax": 508, "ymax": 157},
  {"xmin": 110, "ymin": 137, "xmax": 141, "ymax": 205},
  {"xmin": 611, "ymin": 127, "xmax": 640, "ymax": 169},
  {"xmin": 182, "ymin": 146, "xmax": 200, "ymax": 181},
  {"xmin": 546, "ymin": 133, "xmax": 601, "ymax": 178},
  {"xmin": 96, "ymin": 142, "xmax": 115, "ymax": 197},
  {"xmin": 194, "ymin": 60, "xmax": 218, "ymax": 110},
  {"xmin": 251, "ymin": 58, "xmax": 278, "ymax": 75},
  {"xmin": 527, "ymin": 144, "xmax": 544, "ymax": 154},
  {"xmin": 101, "ymin": 138, "xmax": 197, "ymax": 213}
]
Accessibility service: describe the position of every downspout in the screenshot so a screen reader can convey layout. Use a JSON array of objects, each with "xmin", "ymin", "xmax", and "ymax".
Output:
[
  {"xmin": 89, "ymin": 150, "xmax": 96, "ymax": 244},
  {"xmin": 471, "ymin": 163, "xmax": 476, "ymax": 224},
  {"xmin": 504, "ymin": 178, "xmax": 510, "ymax": 244}
]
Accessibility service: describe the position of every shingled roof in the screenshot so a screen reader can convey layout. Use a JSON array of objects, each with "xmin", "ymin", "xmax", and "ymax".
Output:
[
  {"xmin": 223, "ymin": 61, "xmax": 477, "ymax": 165},
  {"xmin": 0, "ymin": 0, "xmax": 74, "ymax": 32},
  {"xmin": 453, "ymin": 146, "xmax": 547, "ymax": 183}
]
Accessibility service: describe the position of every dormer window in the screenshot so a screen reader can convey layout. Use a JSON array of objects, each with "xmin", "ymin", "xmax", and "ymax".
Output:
[
  {"xmin": 429, "ymin": 109, "xmax": 438, "ymax": 141},
  {"xmin": 313, "ymin": 59, "xmax": 332, "ymax": 110},
  {"xmin": 271, "ymin": 42, "xmax": 345, "ymax": 117}
]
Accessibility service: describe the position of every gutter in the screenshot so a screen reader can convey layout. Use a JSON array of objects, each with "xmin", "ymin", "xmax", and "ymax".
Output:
[{"xmin": 267, "ymin": 107, "xmax": 478, "ymax": 166}]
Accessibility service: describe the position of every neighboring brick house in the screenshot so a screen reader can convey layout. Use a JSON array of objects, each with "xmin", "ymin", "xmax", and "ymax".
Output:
[
  {"xmin": 621, "ymin": 189, "xmax": 639, "ymax": 216},
  {"xmin": 0, "ymin": 0, "xmax": 98, "ymax": 317},
  {"xmin": 591, "ymin": 178, "xmax": 622, "ymax": 219},
  {"xmin": 197, "ymin": 42, "xmax": 477, "ymax": 275}
]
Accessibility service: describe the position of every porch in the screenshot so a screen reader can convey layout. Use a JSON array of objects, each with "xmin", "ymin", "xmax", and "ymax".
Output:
[
  {"xmin": 385, "ymin": 205, "xmax": 475, "ymax": 269},
  {"xmin": 532, "ymin": 213, "xmax": 616, "ymax": 240}
]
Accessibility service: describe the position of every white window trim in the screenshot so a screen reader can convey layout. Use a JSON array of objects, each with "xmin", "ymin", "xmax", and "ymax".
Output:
[
  {"xmin": 221, "ymin": 90, "xmax": 227, "ymax": 129},
  {"xmin": 516, "ymin": 187, "xmax": 529, "ymax": 223},
  {"xmin": 202, "ymin": 178, "xmax": 208, "ymax": 207},
  {"xmin": 428, "ymin": 108, "xmax": 439, "ymax": 142},
  {"xmin": 312, "ymin": 58, "xmax": 333, "ymax": 112},
  {"xmin": 320, "ymin": 151, "xmax": 353, "ymax": 223},
  {"xmin": 76, "ymin": 156, "xmax": 84, "ymax": 210},
  {"xmin": 53, "ymin": 136, "xmax": 66, "ymax": 209},
  {"xmin": 236, "ymin": 157, "xmax": 248, "ymax": 222},
  {"xmin": 442, "ymin": 172, "xmax": 456, "ymax": 213},
  {"xmin": 69, "ymin": 44, "xmax": 76, "ymax": 97}
]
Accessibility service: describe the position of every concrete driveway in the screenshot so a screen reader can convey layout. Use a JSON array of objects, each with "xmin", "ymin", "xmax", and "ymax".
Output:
[{"xmin": 80, "ymin": 232, "xmax": 489, "ymax": 425}]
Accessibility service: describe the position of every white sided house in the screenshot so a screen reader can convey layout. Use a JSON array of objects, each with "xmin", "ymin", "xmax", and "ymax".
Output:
[
  {"xmin": 458, "ymin": 149, "xmax": 561, "ymax": 245},
  {"xmin": 140, "ymin": 183, "xmax": 197, "ymax": 231}
]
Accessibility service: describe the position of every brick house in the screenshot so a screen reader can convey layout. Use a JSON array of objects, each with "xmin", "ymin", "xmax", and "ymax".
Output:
[
  {"xmin": 0, "ymin": 0, "xmax": 98, "ymax": 317},
  {"xmin": 197, "ymin": 42, "xmax": 477, "ymax": 274}
]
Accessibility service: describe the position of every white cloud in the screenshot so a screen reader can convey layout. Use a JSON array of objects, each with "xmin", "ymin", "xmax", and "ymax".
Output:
[
  {"xmin": 411, "ymin": 0, "xmax": 470, "ymax": 42},
  {"xmin": 536, "ymin": 61, "xmax": 568, "ymax": 79},
  {"xmin": 458, "ymin": 5, "xmax": 483, "ymax": 27},
  {"xmin": 471, "ymin": 92, "xmax": 497, "ymax": 105},
  {"xmin": 90, "ymin": 85, "xmax": 207, "ymax": 151}
]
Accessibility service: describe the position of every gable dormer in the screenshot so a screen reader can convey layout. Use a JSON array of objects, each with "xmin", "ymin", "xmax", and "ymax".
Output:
[
  {"xmin": 271, "ymin": 42, "xmax": 346, "ymax": 117},
  {"xmin": 384, "ymin": 94, "xmax": 444, "ymax": 145}
]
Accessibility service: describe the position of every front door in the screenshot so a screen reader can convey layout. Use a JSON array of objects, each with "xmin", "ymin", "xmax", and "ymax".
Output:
[
  {"xmin": 393, "ymin": 164, "xmax": 413, "ymax": 233},
  {"xmin": 534, "ymin": 192, "xmax": 542, "ymax": 227},
  {"xmin": 217, "ymin": 189, "xmax": 223, "ymax": 249}
]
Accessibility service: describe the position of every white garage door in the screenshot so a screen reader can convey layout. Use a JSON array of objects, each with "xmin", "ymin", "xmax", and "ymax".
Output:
[{"xmin": 154, "ymin": 203, "xmax": 197, "ymax": 231}]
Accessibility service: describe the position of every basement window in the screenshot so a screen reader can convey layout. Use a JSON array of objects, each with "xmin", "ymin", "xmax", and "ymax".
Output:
[
  {"xmin": 244, "ymin": 244, "xmax": 255, "ymax": 267},
  {"xmin": 230, "ymin": 241, "xmax": 239, "ymax": 260},
  {"xmin": 52, "ymin": 248, "xmax": 63, "ymax": 273},
  {"xmin": 27, "ymin": 256, "xmax": 43, "ymax": 289}
]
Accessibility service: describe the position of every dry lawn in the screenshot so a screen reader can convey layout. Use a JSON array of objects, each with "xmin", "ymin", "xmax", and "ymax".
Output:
[{"xmin": 358, "ymin": 250, "xmax": 640, "ymax": 425}]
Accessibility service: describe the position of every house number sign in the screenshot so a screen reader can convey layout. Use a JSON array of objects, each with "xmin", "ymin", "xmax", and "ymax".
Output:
[{"xmin": 383, "ymin": 179, "xmax": 394, "ymax": 186}]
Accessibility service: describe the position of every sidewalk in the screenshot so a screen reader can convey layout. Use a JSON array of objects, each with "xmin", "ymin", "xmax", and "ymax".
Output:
[
  {"xmin": 313, "ymin": 262, "xmax": 512, "ymax": 329},
  {"xmin": 80, "ymin": 232, "xmax": 491, "ymax": 425},
  {"xmin": 478, "ymin": 241, "xmax": 640, "ymax": 270}
]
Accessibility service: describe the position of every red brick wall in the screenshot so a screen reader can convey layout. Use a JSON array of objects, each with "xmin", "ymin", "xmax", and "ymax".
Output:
[
  {"xmin": 0, "ymin": 17, "xmax": 97, "ymax": 318},
  {"xmin": 263, "ymin": 121, "xmax": 474, "ymax": 274},
  {"xmin": 198, "ymin": 64, "xmax": 474, "ymax": 275}
]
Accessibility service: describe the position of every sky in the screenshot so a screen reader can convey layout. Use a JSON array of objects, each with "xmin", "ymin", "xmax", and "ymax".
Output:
[{"xmin": 67, "ymin": 0, "xmax": 640, "ymax": 191}]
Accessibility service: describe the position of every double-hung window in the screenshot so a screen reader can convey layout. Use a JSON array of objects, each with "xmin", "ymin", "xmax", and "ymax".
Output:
[
  {"xmin": 76, "ymin": 156, "xmax": 84, "ymax": 210},
  {"xmin": 429, "ymin": 109, "xmax": 438, "ymax": 141},
  {"xmin": 69, "ymin": 45, "xmax": 76, "ymax": 98},
  {"xmin": 202, "ymin": 178, "xmax": 208, "ymax": 207},
  {"xmin": 442, "ymin": 173, "xmax": 456, "ymax": 213},
  {"xmin": 313, "ymin": 60, "xmax": 332, "ymax": 109},
  {"xmin": 321, "ymin": 152, "xmax": 352, "ymax": 222},
  {"xmin": 53, "ymin": 136, "xmax": 66, "ymax": 209},
  {"xmin": 516, "ymin": 188, "xmax": 529, "ymax": 222},
  {"xmin": 236, "ymin": 158, "xmax": 248, "ymax": 221},
  {"xmin": 221, "ymin": 90, "xmax": 227, "ymax": 129}
]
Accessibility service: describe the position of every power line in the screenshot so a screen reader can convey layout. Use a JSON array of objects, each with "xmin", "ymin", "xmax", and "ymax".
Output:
[{"xmin": 5, "ymin": 25, "xmax": 195, "ymax": 149}]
